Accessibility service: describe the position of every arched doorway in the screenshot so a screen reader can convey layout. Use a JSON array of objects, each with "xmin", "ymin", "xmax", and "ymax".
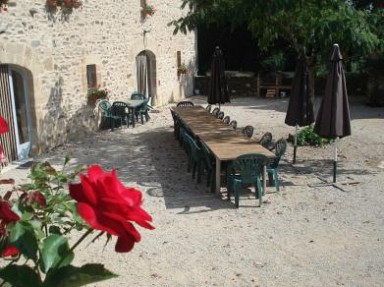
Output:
[
  {"xmin": 136, "ymin": 50, "xmax": 157, "ymax": 105},
  {"xmin": 0, "ymin": 64, "xmax": 32, "ymax": 166}
]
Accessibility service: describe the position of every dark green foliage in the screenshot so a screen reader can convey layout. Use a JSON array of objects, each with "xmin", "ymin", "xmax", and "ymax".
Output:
[{"xmin": 297, "ymin": 125, "xmax": 331, "ymax": 147}]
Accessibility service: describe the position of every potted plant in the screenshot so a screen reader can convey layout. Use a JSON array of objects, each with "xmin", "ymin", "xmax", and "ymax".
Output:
[
  {"xmin": 87, "ymin": 86, "xmax": 109, "ymax": 106},
  {"xmin": 178, "ymin": 63, "xmax": 188, "ymax": 75},
  {"xmin": 0, "ymin": 0, "xmax": 8, "ymax": 12},
  {"xmin": 143, "ymin": 4, "xmax": 155, "ymax": 16},
  {"xmin": 46, "ymin": 0, "xmax": 82, "ymax": 14}
]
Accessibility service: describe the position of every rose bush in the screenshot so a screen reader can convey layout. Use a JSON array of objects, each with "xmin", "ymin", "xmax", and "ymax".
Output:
[{"xmin": 0, "ymin": 158, "xmax": 154, "ymax": 286}]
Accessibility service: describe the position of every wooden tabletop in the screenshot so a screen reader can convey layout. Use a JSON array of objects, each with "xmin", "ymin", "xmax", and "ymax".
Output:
[
  {"xmin": 126, "ymin": 99, "xmax": 145, "ymax": 108},
  {"xmin": 171, "ymin": 106, "xmax": 275, "ymax": 160}
]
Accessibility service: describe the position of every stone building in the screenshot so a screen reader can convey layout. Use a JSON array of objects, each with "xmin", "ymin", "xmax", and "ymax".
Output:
[{"xmin": 0, "ymin": 0, "xmax": 196, "ymax": 166}]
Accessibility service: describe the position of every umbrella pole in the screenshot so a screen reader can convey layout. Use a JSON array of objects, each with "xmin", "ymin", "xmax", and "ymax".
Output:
[
  {"xmin": 293, "ymin": 125, "xmax": 298, "ymax": 164},
  {"xmin": 333, "ymin": 138, "xmax": 338, "ymax": 183}
]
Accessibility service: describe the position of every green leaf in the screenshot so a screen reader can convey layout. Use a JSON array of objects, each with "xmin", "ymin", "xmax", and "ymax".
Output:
[
  {"xmin": 40, "ymin": 234, "xmax": 74, "ymax": 273},
  {"xmin": 9, "ymin": 221, "xmax": 38, "ymax": 261},
  {"xmin": 43, "ymin": 264, "xmax": 118, "ymax": 287},
  {"xmin": 49, "ymin": 225, "xmax": 62, "ymax": 235},
  {"xmin": 0, "ymin": 265, "xmax": 42, "ymax": 287}
]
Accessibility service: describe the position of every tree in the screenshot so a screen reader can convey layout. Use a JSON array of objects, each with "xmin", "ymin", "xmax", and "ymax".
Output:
[{"xmin": 170, "ymin": 0, "xmax": 384, "ymax": 98}]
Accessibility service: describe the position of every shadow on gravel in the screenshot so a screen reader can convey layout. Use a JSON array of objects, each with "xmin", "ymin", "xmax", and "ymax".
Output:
[
  {"xmin": 30, "ymin": 126, "xmax": 232, "ymax": 212},
  {"xmin": 115, "ymin": 127, "xmax": 232, "ymax": 212},
  {"xmin": 280, "ymin": 159, "xmax": 376, "ymax": 183}
]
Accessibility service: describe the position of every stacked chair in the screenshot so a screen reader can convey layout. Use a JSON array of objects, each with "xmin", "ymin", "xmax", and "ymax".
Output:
[{"xmin": 98, "ymin": 100, "xmax": 123, "ymax": 130}]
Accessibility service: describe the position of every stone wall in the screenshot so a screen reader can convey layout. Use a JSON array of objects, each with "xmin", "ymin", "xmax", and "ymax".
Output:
[{"xmin": 0, "ymin": 0, "xmax": 196, "ymax": 155}]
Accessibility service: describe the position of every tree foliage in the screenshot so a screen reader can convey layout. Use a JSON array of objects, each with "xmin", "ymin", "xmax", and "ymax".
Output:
[{"xmin": 170, "ymin": 0, "xmax": 384, "ymax": 65}]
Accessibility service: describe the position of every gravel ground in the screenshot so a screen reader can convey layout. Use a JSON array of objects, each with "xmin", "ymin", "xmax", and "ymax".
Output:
[{"xmin": 1, "ymin": 96, "xmax": 383, "ymax": 287}]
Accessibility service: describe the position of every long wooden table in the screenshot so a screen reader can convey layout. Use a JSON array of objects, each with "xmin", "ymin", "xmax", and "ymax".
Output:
[{"xmin": 171, "ymin": 106, "xmax": 275, "ymax": 195}]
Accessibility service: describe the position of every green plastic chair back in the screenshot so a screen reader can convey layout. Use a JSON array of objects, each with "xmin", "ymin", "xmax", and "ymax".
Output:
[
  {"xmin": 259, "ymin": 132, "xmax": 273, "ymax": 148},
  {"xmin": 227, "ymin": 153, "xmax": 268, "ymax": 208},
  {"xmin": 229, "ymin": 120, "xmax": 237, "ymax": 130},
  {"xmin": 217, "ymin": 111, "xmax": 225, "ymax": 120},
  {"xmin": 267, "ymin": 138, "xmax": 287, "ymax": 192},
  {"xmin": 98, "ymin": 100, "xmax": 122, "ymax": 130},
  {"xmin": 183, "ymin": 132, "xmax": 204, "ymax": 183},
  {"xmin": 111, "ymin": 101, "xmax": 133, "ymax": 127},
  {"xmin": 200, "ymin": 141, "xmax": 216, "ymax": 193},
  {"xmin": 98, "ymin": 100, "xmax": 111, "ymax": 115},
  {"xmin": 242, "ymin": 125, "xmax": 254, "ymax": 138},
  {"xmin": 211, "ymin": 107, "xmax": 220, "ymax": 117},
  {"xmin": 269, "ymin": 138, "xmax": 287, "ymax": 169}
]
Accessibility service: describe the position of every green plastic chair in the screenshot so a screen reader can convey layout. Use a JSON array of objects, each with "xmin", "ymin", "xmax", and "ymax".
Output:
[
  {"xmin": 222, "ymin": 115, "xmax": 231, "ymax": 124},
  {"xmin": 170, "ymin": 109, "xmax": 181, "ymax": 141},
  {"xmin": 98, "ymin": 100, "xmax": 123, "ymax": 130},
  {"xmin": 183, "ymin": 132, "xmax": 205, "ymax": 183},
  {"xmin": 259, "ymin": 132, "xmax": 273, "ymax": 149},
  {"xmin": 110, "ymin": 101, "xmax": 134, "ymax": 128},
  {"xmin": 211, "ymin": 107, "xmax": 220, "ymax": 117},
  {"xmin": 136, "ymin": 97, "xmax": 153, "ymax": 124},
  {"xmin": 227, "ymin": 153, "xmax": 268, "ymax": 208},
  {"xmin": 242, "ymin": 125, "xmax": 254, "ymax": 138},
  {"xmin": 217, "ymin": 111, "xmax": 225, "ymax": 120},
  {"xmin": 179, "ymin": 127, "xmax": 194, "ymax": 172},
  {"xmin": 229, "ymin": 120, "xmax": 237, "ymax": 130},
  {"xmin": 266, "ymin": 138, "xmax": 287, "ymax": 192},
  {"xmin": 199, "ymin": 141, "xmax": 216, "ymax": 193}
]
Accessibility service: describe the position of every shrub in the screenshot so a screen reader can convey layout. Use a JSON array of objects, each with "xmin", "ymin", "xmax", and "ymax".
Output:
[{"xmin": 296, "ymin": 125, "xmax": 331, "ymax": 147}]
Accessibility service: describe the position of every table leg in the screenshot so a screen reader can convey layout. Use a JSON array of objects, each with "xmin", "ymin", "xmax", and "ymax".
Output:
[
  {"xmin": 263, "ymin": 165, "xmax": 266, "ymax": 194},
  {"xmin": 215, "ymin": 157, "xmax": 221, "ymax": 195},
  {"xmin": 131, "ymin": 108, "xmax": 136, "ymax": 128}
]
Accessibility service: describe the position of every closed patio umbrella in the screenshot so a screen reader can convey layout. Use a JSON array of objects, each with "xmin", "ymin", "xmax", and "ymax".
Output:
[
  {"xmin": 314, "ymin": 44, "xmax": 351, "ymax": 183},
  {"xmin": 208, "ymin": 46, "xmax": 230, "ymax": 107},
  {"xmin": 285, "ymin": 49, "xmax": 315, "ymax": 163}
]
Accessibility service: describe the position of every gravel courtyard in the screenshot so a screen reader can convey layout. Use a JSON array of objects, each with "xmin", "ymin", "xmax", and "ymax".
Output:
[{"xmin": 1, "ymin": 96, "xmax": 383, "ymax": 287}]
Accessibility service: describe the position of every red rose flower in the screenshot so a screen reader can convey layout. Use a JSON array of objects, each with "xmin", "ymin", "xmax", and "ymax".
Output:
[
  {"xmin": 0, "ymin": 200, "xmax": 20, "ymax": 258},
  {"xmin": 63, "ymin": 0, "xmax": 71, "ymax": 8},
  {"xmin": 1, "ymin": 244, "xmax": 19, "ymax": 258},
  {"xmin": 0, "ymin": 200, "xmax": 20, "ymax": 224},
  {"xmin": 0, "ymin": 116, "xmax": 9, "ymax": 134},
  {"xmin": 69, "ymin": 165, "xmax": 154, "ymax": 253}
]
